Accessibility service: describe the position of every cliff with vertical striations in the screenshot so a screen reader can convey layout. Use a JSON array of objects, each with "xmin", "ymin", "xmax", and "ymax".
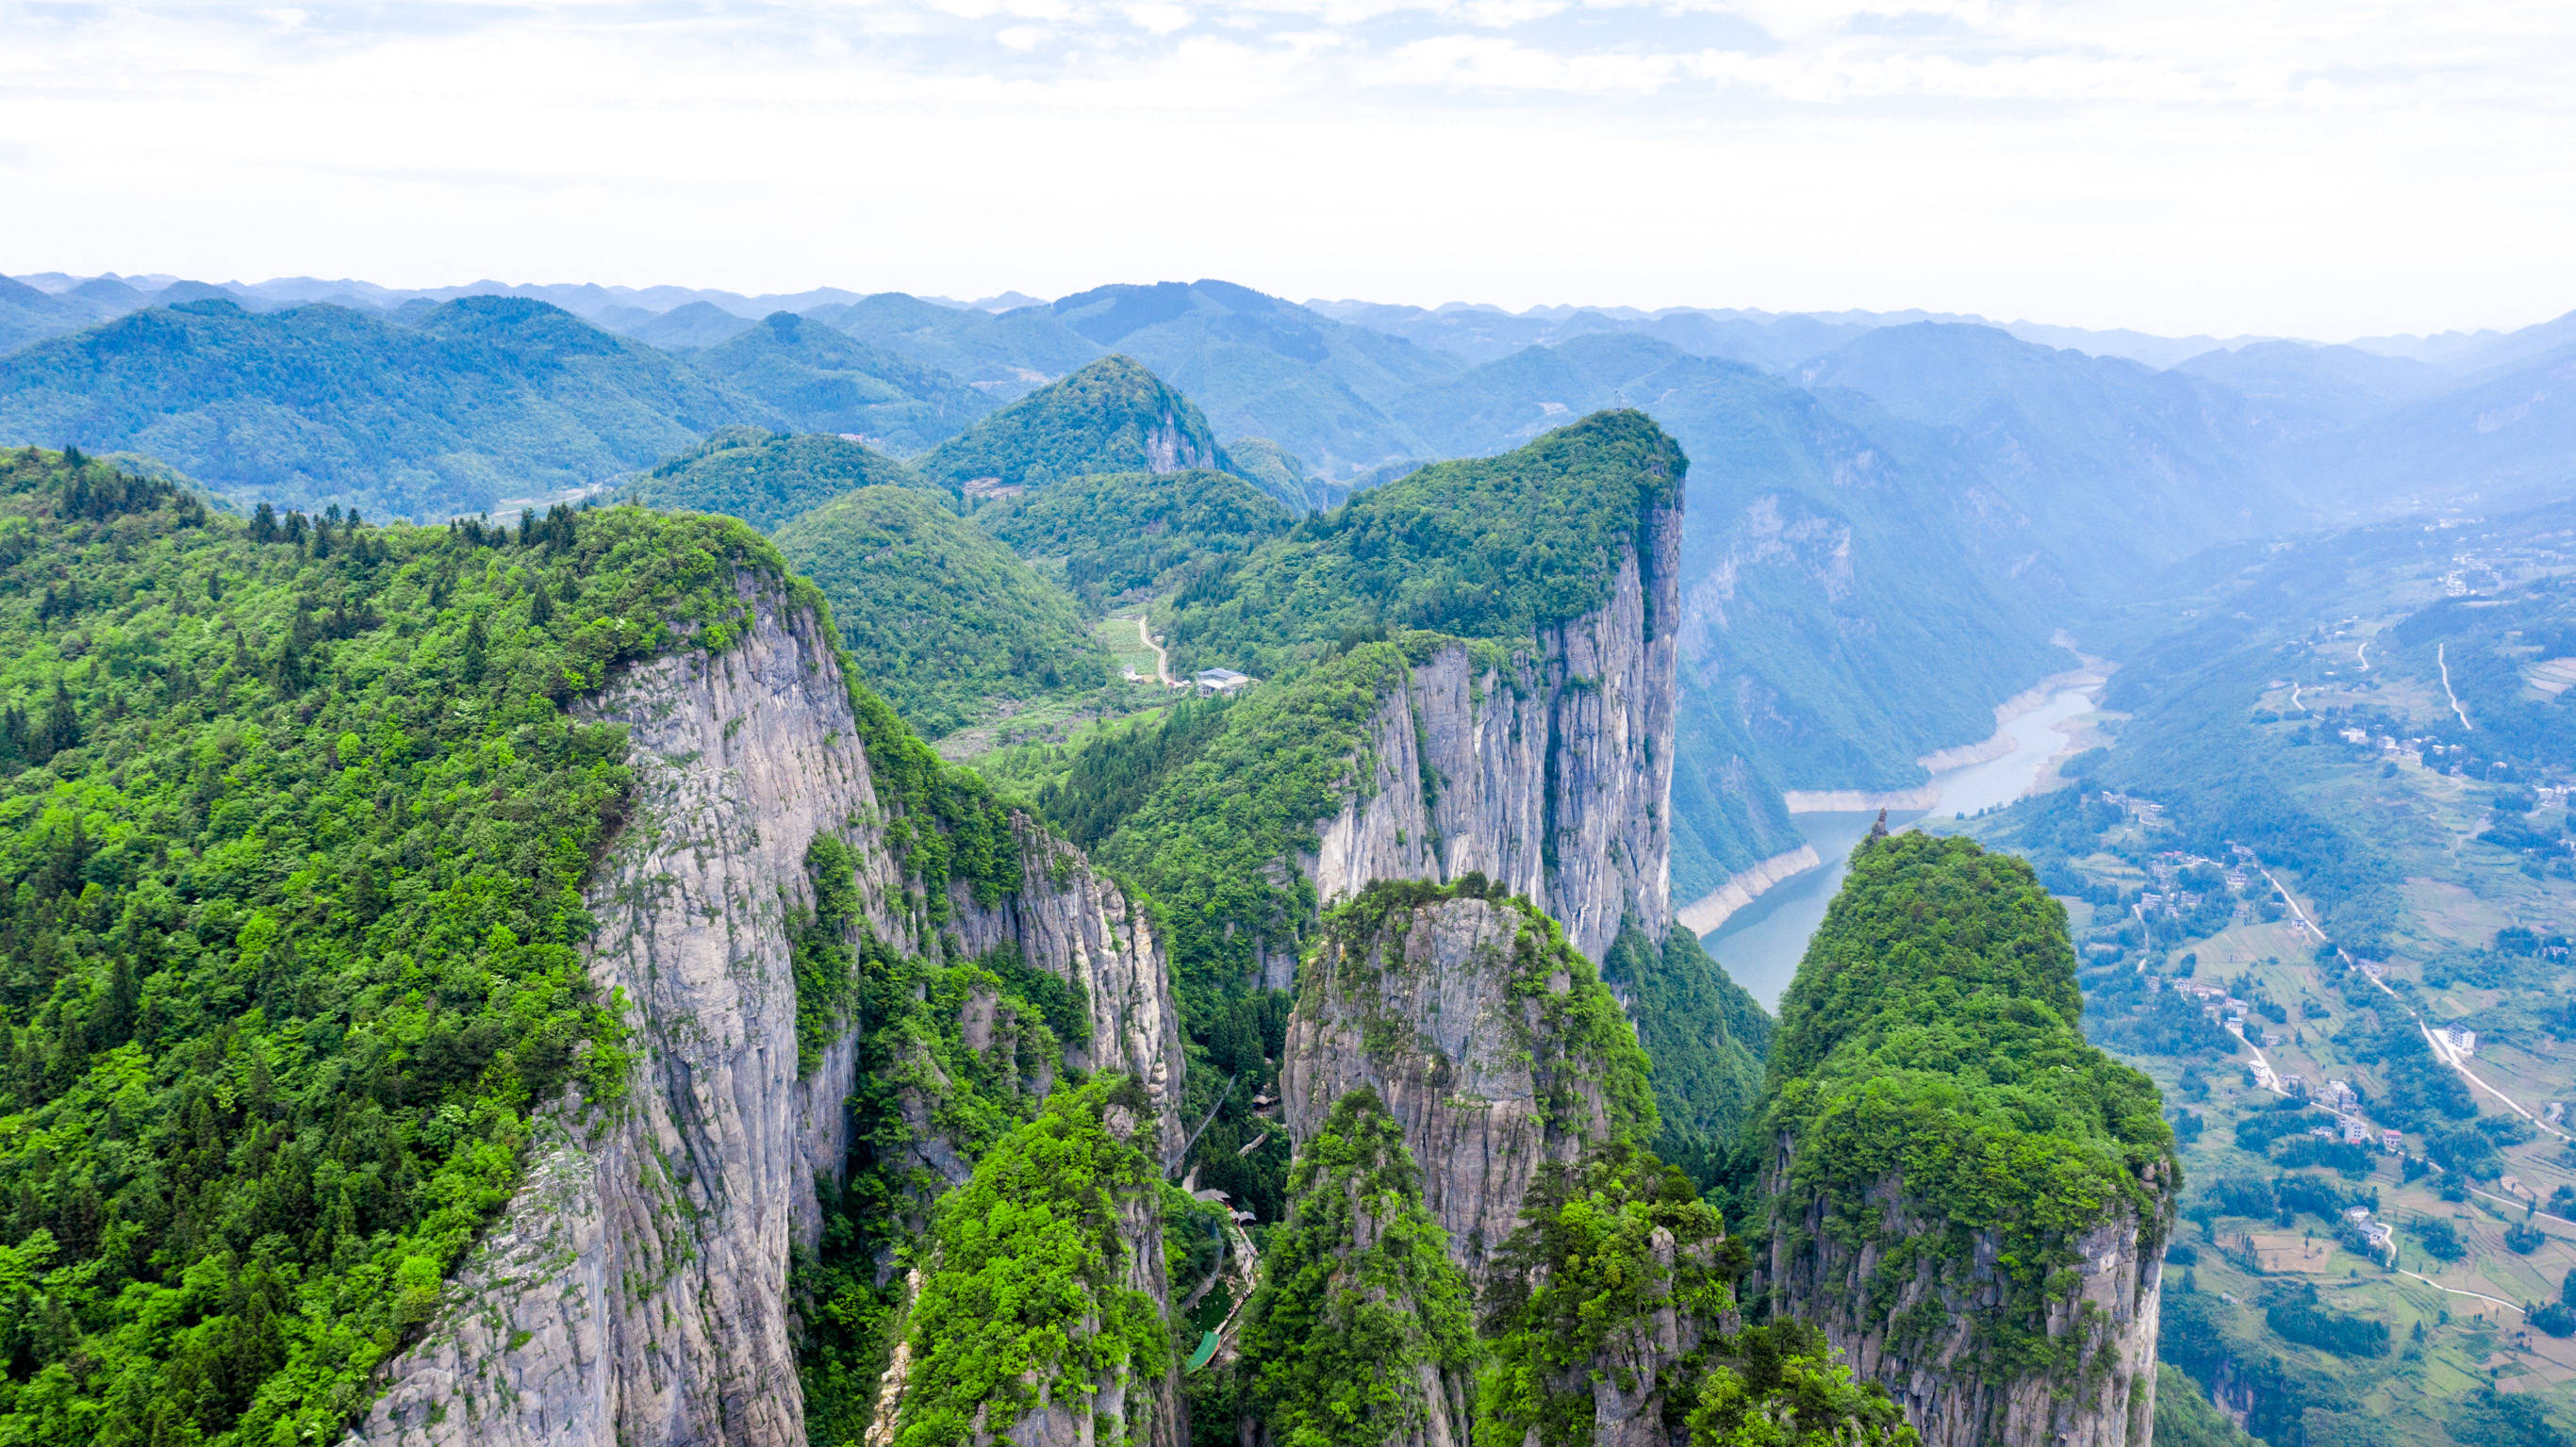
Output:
[
  {"xmin": 1278, "ymin": 880, "xmax": 1654, "ymax": 1275},
  {"xmin": 1301, "ymin": 497, "xmax": 1677, "ymax": 968},
  {"xmin": 353, "ymin": 579, "xmax": 1184, "ymax": 1447}
]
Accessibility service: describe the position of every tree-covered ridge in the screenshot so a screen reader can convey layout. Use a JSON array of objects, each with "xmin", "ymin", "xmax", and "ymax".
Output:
[
  {"xmin": 1217, "ymin": 1086, "xmax": 1478, "ymax": 1447},
  {"xmin": 1162, "ymin": 409, "xmax": 1685, "ymax": 680},
  {"xmin": 1478, "ymin": 1142, "xmax": 1730, "ymax": 1447},
  {"xmin": 622, "ymin": 427, "xmax": 931, "ymax": 533},
  {"xmin": 685, "ymin": 311, "xmax": 995, "ymax": 454},
  {"xmin": 0, "ymin": 447, "xmax": 789, "ymax": 1445},
  {"xmin": 972, "ymin": 468, "xmax": 1293, "ymax": 614},
  {"xmin": 0, "ymin": 297, "xmax": 761, "ymax": 520},
  {"xmin": 1760, "ymin": 830, "xmax": 2174, "ymax": 1373},
  {"xmin": 771, "ymin": 485, "xmax": 1110, "ymax": 738},
  {"xmin": 912, "ymin": 355, "xmax": 1231, "ymax": 495},
  {"xmin": 1085, "ymin": 635, "xmax": 1454, "ymax": 1011},
  {"xmin": 890, "ymin": 1077, "xmax": 1171, "ymax": 1447},
  {"xmin": 1601, "ymin": 924, "xmax": 1772, "ymax": 1187}
]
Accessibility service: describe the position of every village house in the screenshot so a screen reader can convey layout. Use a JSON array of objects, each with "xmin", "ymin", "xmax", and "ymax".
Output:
[{"xmin": 1192, "ymin": 667, "xmax": 1256, "ymax": 697}]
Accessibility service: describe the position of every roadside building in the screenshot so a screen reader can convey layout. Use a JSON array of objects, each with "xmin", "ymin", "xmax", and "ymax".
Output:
[{"xmin": 1192, "ymin": 667, "xmax": 1256, "ymax": 697}]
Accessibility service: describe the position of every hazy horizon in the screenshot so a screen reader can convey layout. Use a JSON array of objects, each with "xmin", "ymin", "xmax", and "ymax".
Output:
[
  {"xmin": 7, "ymin": 266, "xmax": 2568, "ymax": 352},
  {"xmin": 7, "ymin": 1, "xmax": 2572, "ymax": 341}
]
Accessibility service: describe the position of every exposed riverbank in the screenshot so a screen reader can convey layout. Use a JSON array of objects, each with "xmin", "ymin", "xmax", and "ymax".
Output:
[
  {"xmin": 1676, "ymin": 844, "xmax": 1824, "ymax": 935},
  {"xmin": 1697, "ymin": 673, "xmax": 2108, "ymax": 1007}
]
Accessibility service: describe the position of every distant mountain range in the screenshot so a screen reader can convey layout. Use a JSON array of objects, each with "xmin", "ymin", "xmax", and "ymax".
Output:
[{"xmin": 2, "ymin": 266, "xmax": 2568, "ymax": 910}]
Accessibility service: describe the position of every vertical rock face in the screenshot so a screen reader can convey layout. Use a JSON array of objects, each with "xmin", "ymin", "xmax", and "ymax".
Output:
[
  {"xmin": 1300, "ymin": 502, "xmax": 1677, "ymax": 972},
  {"xmin": 1763, "ymin": 1158, "xmax": 2167, "ymax": 1447},
  {"xmin": 354, "ymin": 582, "xmax": 1185, "ymax": 1447},
  {"xmin": 946, "ymin": 816, "xmax": 1187, "ymax": 1159},
  {"xmin": 1279, "ymin": 887, "xmax": 1648, "ymax": 1275}
]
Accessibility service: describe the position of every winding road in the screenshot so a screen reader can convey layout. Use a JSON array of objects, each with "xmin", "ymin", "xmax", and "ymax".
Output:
[
  {"xmin": 1135, "ymin": 615, "xmax": 1177, "ymax": 688},
  {"xmin": 2439, "ymin": 642, "xmax": 2474, "ymax": 731},
  {"xmin": 2255, "ymin": 862, "xmax": 2567, "ymax": 1142}
]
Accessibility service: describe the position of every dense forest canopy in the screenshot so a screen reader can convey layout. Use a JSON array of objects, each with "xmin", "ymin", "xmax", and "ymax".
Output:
[
  {"xmin": 912, "ymin": 355, "xmax": 1231, "ymax": 495},
  {"xmin": 1162, "ymin": 408, "xmax": 1684, "ymax": 679},
  {"xmin": 621, "ymin": 427, "xmax": 930, "ymax": 533},
  {"xmin": 972, "ymin": 468, "xmax": 1293, "ymax": 614},
  {"xmin": 0, "ymin": 446, "xmax": 788, "ymax": 1444},
  {"xmin": 685, "ymin": 311, "xmax": 994, "ymax": 453},
  {"xmin": 1761, "ymin": 830, "xmax": 2174, "ymax": 1372},
  {"xmin": 771, "ymin": 485, "xmax": 1109, "ymax": 737},
  {"xmin": 0, "ymin": 298, "xmax": 759, "ymax": 520}
]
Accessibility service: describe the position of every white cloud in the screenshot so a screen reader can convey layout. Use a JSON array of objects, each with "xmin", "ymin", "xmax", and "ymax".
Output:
[{"xmin": 0, "ymin": 0, "xmax": 2569, "ymax": 336}]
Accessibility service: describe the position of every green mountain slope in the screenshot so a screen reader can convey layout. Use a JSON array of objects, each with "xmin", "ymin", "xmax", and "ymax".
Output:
[
  {"xmin": 912, "ymin": 355, "xmax": 1230, "ymax": 495},
  {"xmin": 0, "ymin": 447, "xmax": 779, "ymax": 1444},
  {"xmin": 1047, "ymin": 281, "xmax": 1462, "ymax": 478},
  {"xmin": 1756, "ymin": 830, "xmax": 2173, "ymax": 1412},
  {"xmin": 622, "ymin": 428, "xmax": 932, "ymax": 532},
  {"xmin": 771, "ymin": 486, "xmax": 1108, "ymax": 736},
  {"xmin": 1222, "ymin": 436, "xmax": 1345, "ymax": 511},
  {"xmin": 1603, "ymin": 923, "xmax": 1774, "ymax": 1182},
  {"xmin": 0, "ymin": 275, "xmax": 102, "ymax": 356},
  {"xmin": 608, "ymin": 299, "xmax": 756, "ymax": 351},
  {"xmin": 686, "ymin": 311, "xmax": 993, "ymax": 452},
  {"xmin": 1161, "ymin": 407, "xmax": 1684, "ymax": 679},
  {"xmin": 804, "ymin": 292, "xmax": 1104, "ymax": 400},
  {"xmin": 0, "ymin": 297, "xmax": 764, "ymax": 519},
  {"xmin": 1801, "ymin": 322, "xmax": 2297, "ymax": 592},
  {"xmin": 972, "ymin": 468, "xmax": 1293, "ymax": 613}
]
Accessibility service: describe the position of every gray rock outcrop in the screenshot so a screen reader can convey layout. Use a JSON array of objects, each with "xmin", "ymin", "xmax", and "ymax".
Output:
[
  {"xmin": 1764, "ymin": 1143, "xmax": 2170, "ymax": 1447},
  {"xmin": 1283, "ymin": 498, "xmax": 1678, "ymax": 981},
  {"xmin": 353, "ymin": 579, "xmax": 1184, "ymax": 1447},
  {"xmin": 1279, "ymin": 890, "xmax": 1643, "ymax": 1275}
]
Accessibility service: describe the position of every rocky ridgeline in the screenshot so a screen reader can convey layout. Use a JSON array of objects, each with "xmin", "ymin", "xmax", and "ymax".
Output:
[
  {"xmin": 1286, "ymin": 493, "xmax": 1680, "ymax": 981},
  {"xmin": 353, "ymin": 580, "xmax": 1186, "ymax": 1447}
]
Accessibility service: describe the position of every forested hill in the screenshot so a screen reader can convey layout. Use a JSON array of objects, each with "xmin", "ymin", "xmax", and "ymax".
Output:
[
  {"xmin": 1160, "ymin": 406, "xmax": 1686, "ymax": 679},
  {"xmin": 1756, "ymin": 830, "xmax": 2175, "ymax": 1445},
  {"xmin": 972, "ymin": 468, "xmax": 1294, "ymax": 615},
  {"xmin": 682, "ymin": 311, "xmax": 994, "ymax": 453},
  {"xmin": 771, "ymin": 486, "xmax": 1108, "ymax": 737},
  {"xmin": 621, "ymin": 427, "xmax": 932, "ymax": 532},
  {"xmin": 0, "ymin": 298, "xmax": 759, "ymax": 521},
  {"xmin": 0, "ymin": 445, "xmax": 792, "ymax": 1443},
  {"xmin": 911, "ymin": 354, "xmax": 1232, "ymax": 494}
]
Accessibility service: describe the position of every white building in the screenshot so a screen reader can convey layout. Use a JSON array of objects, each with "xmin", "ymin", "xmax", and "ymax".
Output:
[{"xmin": 1192, "ymin": 667, "xmax": 1256, "ymax": 697}]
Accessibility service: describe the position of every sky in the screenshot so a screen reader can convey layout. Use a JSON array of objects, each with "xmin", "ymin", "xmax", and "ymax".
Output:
[{"xmin": 2, "ymin": 0, "xmax": 2572, "ymax": 340}]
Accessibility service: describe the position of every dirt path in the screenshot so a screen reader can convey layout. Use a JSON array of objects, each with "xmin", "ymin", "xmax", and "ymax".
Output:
[
  {"xmin": 2439, "ymin": 642, "xmax": 2473, "ymax": 731},
  {"xmin": 2397, "ymin": 1268, "xmax": 2526, "ymax": 1314},
  {"xmin": 1136, "ymin": 615, "xmax": 1177, "ymax": 688}
]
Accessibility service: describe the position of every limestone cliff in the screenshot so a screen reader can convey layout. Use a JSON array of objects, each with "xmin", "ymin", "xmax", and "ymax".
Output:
[
  {"xmin": 1755, "ymin": 832, "xmax": 2175, "ymax": 1447},
  {"xmin": 1762, "ymin": 1156, "xmax": 2167, "ymax": 1447},
  {"xmin": 1278, "ymin": 881, "xmax": 1653, "ymax": 1275},
  {"xmin": 353, "ymin": 579, "xmax": 1184, "ymax": 1447},
  {"xmin": 1294, "ymin": 496, "xmax": 1678, "ymax": 977}
]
